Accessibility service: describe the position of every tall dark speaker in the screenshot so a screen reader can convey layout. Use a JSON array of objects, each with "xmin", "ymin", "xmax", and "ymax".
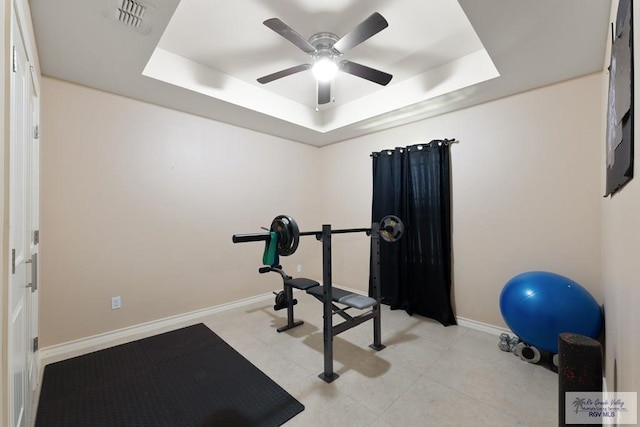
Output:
[{"xmin": 558, "ymin": 333, "xmax": 603, "ymax": 426}]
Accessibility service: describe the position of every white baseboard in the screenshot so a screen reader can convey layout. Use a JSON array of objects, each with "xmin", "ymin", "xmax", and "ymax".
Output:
[
  {"xmin": 456, "ymin": 316, "xmax": 513, "ymax": 336},
  {"xmin": 38, "ymin": 284, "xmax": 364, "ymax": 368},
  {"xmin": 39, "ymin": 292, "xmax": 273, "ymax": 367},
  {"xmin": 38, "ymin": 290, "xmax": 512, "ymax": 368}
]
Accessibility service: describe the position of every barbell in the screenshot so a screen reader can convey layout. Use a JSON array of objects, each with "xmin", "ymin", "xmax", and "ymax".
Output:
[{"xmin": 232, "ymin": 214, "xmax": 404, "ymax": 257}]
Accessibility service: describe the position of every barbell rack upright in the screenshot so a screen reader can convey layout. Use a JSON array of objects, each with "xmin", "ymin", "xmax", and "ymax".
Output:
[
  {"xmin": 320, "ymin": 224, "xmax": 336, "ymax": 382},
  {"xmin": 370, "ymin": 222, "xmax": 385, "ymax": 351},
  {"xmin": 317, "ymin": 222, "xmax": 385, "ymax": 383}
]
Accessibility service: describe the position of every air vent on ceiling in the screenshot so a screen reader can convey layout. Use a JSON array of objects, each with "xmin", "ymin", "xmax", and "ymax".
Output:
[{"xmin": 108, "ymin": 0, "xmax": 155, "ymax": 34}]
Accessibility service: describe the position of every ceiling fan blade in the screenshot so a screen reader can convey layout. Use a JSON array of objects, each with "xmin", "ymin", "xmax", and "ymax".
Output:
[
  {"xmin": 339, "ymin": 60, "xmax": 392, "ymax": 86},
  {"xmin": 263, "ymin": 18, "xmax": 316, "ymax": 54},
  {"xmin": 333, "ymin": 12, "xmax": 388, "ymax": 54},
  {"xmin": 317, "ymin": 80, "xmax": 331, "ymax": 105},
  {"xmin": 257, "ymin": 64, "xmax": 312, "ymax": 84}
]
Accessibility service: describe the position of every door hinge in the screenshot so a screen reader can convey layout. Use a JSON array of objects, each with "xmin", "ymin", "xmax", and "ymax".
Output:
[
  {"xmin": 11, "ymin": 249, "xmax": 16, "ymax": 274},
  {"xmin": 34, "ymin": 124, "xmax": 39, "ymax": 140},
  {"xmin": 34, "ymin": 230, "xmax": 40, "ymax": 245},
  {"xmin": 12, "ymin": 45, "xmax": 16, "ymax": 73},
  {"xmin": 33, "ymin": 337, "xmax": 39, "ymax": 352}
]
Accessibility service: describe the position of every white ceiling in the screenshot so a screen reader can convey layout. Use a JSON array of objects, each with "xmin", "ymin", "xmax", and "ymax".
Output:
[{"xmin": 28, "ymin": 0, "xmax": 612, "ymax": 146}]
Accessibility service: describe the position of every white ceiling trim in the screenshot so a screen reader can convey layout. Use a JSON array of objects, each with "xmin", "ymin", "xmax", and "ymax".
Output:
[
  {"xmin": 143, "ymin": 48, "xmax": 317, "ymax": 129},
  {"xmin": 143, "ymin": 47, "xmax": 499, "ymax": 134},
  {"xmin": 322, "ymin": 49, "xmax": 500, "ymax": 131}
]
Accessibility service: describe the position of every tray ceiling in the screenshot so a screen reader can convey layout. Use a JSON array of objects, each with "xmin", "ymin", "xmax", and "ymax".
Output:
[{"xmin": 29, "ymin": 0, "xmax": 611, "ymax": 146}]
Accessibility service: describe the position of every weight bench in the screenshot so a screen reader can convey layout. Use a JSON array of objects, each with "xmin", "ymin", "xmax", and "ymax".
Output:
[
  {"xmin": 238, "ymin": 220, "xmax": 400, "ymax": 382},
  {"xmin": 233, "ymin": 215, "xmax": 404, "ymax": 382},
  {"xmin": 264, "ymin": 223, "xmax": 385, "ymax": 382},
  {"xmin": 286, "ymin": 278, "xmax": 377, "ymax": 310}
]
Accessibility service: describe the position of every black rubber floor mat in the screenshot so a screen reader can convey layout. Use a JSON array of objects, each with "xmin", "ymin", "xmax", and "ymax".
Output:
[{"xmin": 36, "ymin": 323, "xmax": 304, "ymax": 426}]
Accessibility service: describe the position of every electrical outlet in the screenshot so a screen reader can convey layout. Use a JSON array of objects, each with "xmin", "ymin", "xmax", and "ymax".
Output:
[
  {"xmin": 297, "ymin": 264, "xmax": 302, "ymax": 273},
  {"xmin": 111, "ymin": 296, "xmax": 122, "ymax": 310}
]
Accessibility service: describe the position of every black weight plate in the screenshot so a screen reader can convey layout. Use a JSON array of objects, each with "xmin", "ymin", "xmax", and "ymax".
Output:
[
  {"xmin": 270, "ymin": 215, "xmax": 300, "ymax": 256},
  {"xmin": 275, "ymin": 291, "xmax": 286, "ymax": 306},
  {"xmin": 380, "ymin": 215, "xmax": 404, "ymax": 242}
]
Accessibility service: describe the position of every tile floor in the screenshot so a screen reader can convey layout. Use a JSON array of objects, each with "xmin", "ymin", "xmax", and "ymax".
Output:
[{"xmin": 202, "ymin": 292, "xmax": 558, "ymax": 426}]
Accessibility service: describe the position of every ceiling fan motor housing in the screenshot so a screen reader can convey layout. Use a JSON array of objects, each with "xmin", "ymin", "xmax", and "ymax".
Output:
[{"xmin": 309, "ymin": 32, "xmax": 340, "ymax": 60}]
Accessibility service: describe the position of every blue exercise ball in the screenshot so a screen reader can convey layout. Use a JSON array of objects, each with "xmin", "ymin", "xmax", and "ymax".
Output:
[{"xmin": 499, "ymin": 271, "xmax": 602, "ymax": 354}]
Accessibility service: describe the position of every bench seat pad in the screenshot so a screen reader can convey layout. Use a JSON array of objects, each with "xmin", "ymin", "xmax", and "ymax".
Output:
[
  {"xmin": 306, "ymin": 285, "xmax": 376, "ymax": 310},
  {"xmin": 284, "ymin": 278, "xmax": 320, "ymax": 290}
]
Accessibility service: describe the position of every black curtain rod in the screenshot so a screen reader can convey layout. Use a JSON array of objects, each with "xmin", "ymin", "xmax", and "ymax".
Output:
[{"xmin": 370, "ymin": 139, "xmax": 458, "ymax": 157}]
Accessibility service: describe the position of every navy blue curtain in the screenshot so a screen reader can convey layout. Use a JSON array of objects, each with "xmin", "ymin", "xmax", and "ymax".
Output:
[{"xmin": 370, "ymin": 140, "xmax": 456, "ymax": 326}]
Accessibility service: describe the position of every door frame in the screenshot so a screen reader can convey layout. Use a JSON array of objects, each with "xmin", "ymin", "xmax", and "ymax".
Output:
[{"xmin": 3, "ymin": 1, "xmax": 41, "ymax": 426}]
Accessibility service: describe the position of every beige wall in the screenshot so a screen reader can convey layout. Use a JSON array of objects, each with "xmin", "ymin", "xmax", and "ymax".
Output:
[
  {"xmin": 319, "ymin": 73, "xmax": 604, "ymax": 328},
  {"xmin": 40, "ymin": 73, "xmax": 605, "ymax": 346},
  {"xmin": 600, "ymin": 0, "xmax": 640, "ymax": 398},
  {"xmin": 39, "ymin": 77, "xmax": 323, "ymax": 346}
]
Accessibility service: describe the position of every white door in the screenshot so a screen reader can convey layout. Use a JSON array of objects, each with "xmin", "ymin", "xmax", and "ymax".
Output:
[
  {"xmin": 9, "ymin": 9, "xmax": 32, "ymax": 427},
  {"xmin": 26, "ymin": 64, "xmax": 40, "ymax": 396}
]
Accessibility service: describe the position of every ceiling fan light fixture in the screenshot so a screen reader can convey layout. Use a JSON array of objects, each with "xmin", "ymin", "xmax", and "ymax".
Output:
[
  {"xmin": 312, "ymin": 58, "xmax": 338, "ymax": 82},
  {"xmin": 258, "ymin": 13, "xmax": 392, "ymax": 104}
]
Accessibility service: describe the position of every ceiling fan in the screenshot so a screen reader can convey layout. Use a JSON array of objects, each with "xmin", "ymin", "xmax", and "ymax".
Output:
[{"xmin": 257, "ymin": 12, "xmax": 393, "ymax": 106}]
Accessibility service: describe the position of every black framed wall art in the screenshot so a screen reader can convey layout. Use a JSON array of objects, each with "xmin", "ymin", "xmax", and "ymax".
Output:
[{"xmin": 605, "ymin": 0, "xmax": 634, "ymax": 196}]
